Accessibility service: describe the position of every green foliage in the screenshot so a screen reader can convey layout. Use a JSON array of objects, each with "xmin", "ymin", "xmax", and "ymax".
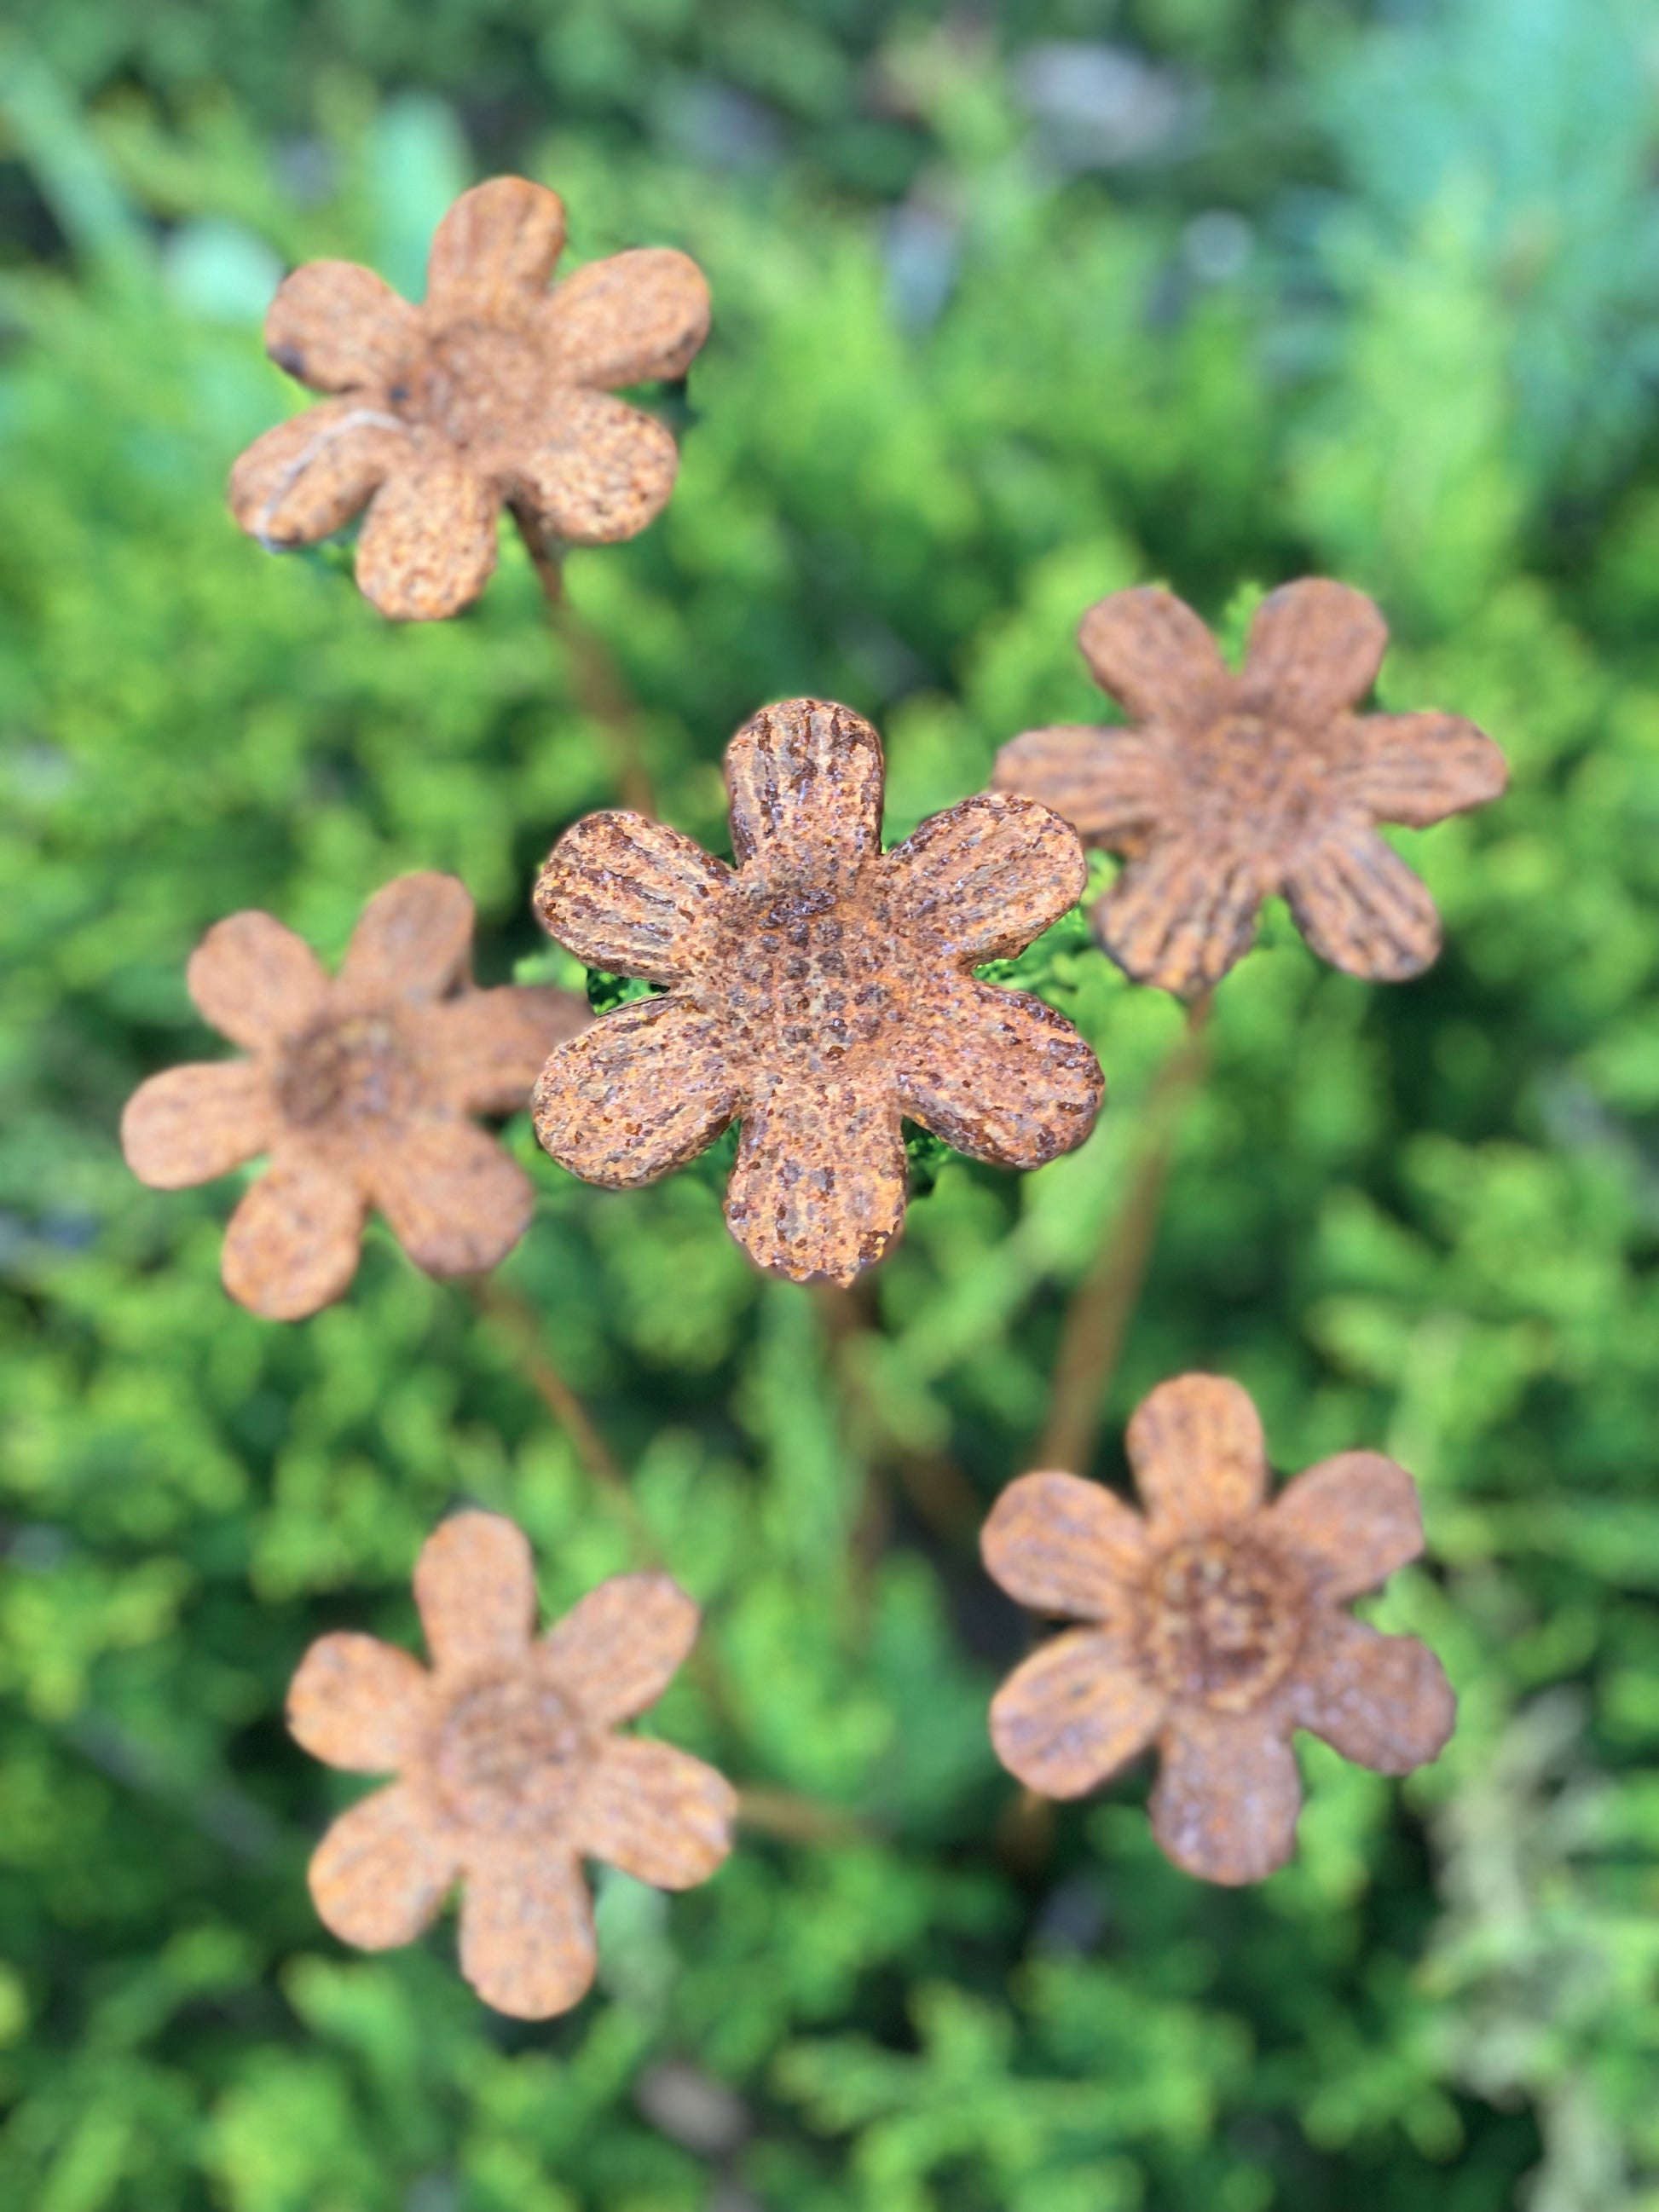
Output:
[{"xmin": 6, "ymin": 1, "xmax": 1659, "ymax": 2206}]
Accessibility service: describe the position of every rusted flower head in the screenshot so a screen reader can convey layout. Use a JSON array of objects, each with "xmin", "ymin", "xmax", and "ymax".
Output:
[
  {"xmin": 288, "ymin": 1511, "xmax": 735, "ymax": 2019},
  {"xmin": 981, "ymin": 1373, "xmax": 1455, "ymax": 1884},
  {"xmin": 530, "ymin": 698, "xmax": 1105, "ymax": 1285},
  {"xmin": 993, "ymin": 580, "xmax": 1507, "ymax": 997},
  {"xmin": 228, "ymin": 176, "xmax": 710, "ymax": 620},
  {"xmin": 121, "ymin": 873, "xmax": 586, "ymax": 1320}
]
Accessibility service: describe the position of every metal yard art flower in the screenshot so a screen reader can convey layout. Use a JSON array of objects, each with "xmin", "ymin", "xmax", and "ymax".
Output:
[
  {"xmin": 994, "ymin": 580, "xmax": 1507, "ymax": 997},
  {"xmin": 288, "ymin": 1511, "xmax": 735, "ymax": 2018},
  {"xmin": 229, "ymin": 176, "xmax": 710, "ymax": 619},
  {"xmin": 981, "ymin": 1373, "xmax": 1455, "ymax": 1883},
  {"xmin": 530, "ymin": 696, "xmax": 1107, "ymax": 1285},
  {"xmin": 121, "ymin": 873, "xmax": 586, "ymax": 1319}
]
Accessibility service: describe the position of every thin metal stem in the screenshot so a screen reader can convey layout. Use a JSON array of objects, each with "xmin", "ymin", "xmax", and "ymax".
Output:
[
  {"xmin": 1037, "ymin": 991, "xmax": 1214, "ymax": 1475},
  {"xmin": 519, "ymin": 521, "xmax": 657, "ymax": 817}
]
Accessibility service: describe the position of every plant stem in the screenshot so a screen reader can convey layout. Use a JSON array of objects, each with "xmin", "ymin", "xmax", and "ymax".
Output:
[
  {"xmin": 1037, "ymin": 990, "xmax": 1214, "ymax": 1475},
  {"xmin": 814, "ymin": 1283, "xmax": 984, "ymax": 1545},
  {"xmin": 470, "ymin": 1276, "xmax": 659, "ymax": 1564},
  {"xmin": 518, "ymin": 522, "xmax": 657, "ymax": 817}
]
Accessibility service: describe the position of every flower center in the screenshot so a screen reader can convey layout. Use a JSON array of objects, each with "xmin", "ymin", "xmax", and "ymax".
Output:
[
  {"xmin": 435, "ymin": 1672, "xmax": 588, "ymax": 1834},
  {"xmin": 714, "ymin": 882, "xmax": 900, "ymax": 1079},
  {"xmin": 405, "ymin": 321, "xmax": 548, "ymax": 452},
  {"xmin": 1180, "ymin": 711, "xmax": 1343, "ymax": 845},
  {"xmin": 1140, "ymin": 1534, "xmax": 1303, "ymax": 1712},
  {"xmin": 277, "ymin": 1013, "xmax": 410, "ymax": 1130}
]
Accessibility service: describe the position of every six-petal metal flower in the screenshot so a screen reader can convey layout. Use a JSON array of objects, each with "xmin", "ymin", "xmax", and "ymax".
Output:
[
  {"xmin": 228, "ymin": 176, "xmax": 709, "ymax": 620},
  {"xmin": 121, "ymin": 872, "xmax": 587, "ymax": 1320},
  {"xmin": 981, "ymin": 1373, "xmax": 1455, "ymax": 1884},
  {"xmin": 288, "ymin": 1511, "xmax": 735, "ymax": 2019},
  {"xmin": 530, "ymin": 697, "xmax": 1106, "ymax": 1285},
  {"xmin": 993, "ymin": 579, "xmax": 1507, "ymax": 998}
]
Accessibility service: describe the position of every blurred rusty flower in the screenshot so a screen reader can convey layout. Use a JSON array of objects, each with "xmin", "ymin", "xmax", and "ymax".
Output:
[
  {"xmin": 994, "ymin": 580, "xmax": 1507, "ymax": 997},
  {"xmin": 288, "ymin": 1511, "xmax": 735, "ymax": 2019},
  {"xmin": 530, "ymin": 697, "xmax": 1105, "ymax": 1285},
  {"xmin": 228, "ymin": 176, "xmax": 709, "ymax": 619},
  {"xmin": 121, "ymin": 873, "xmax": 587, "ymax": 1320},
  {"xmin": 981, "ymin": 1373, "xmax": 1454, "ymax": 1883}
]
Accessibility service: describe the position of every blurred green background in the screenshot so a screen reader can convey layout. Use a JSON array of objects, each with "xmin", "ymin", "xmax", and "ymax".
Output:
[{"xmin": 6, "ymin": 0, "xmax": 1659, "ymax": 2205}]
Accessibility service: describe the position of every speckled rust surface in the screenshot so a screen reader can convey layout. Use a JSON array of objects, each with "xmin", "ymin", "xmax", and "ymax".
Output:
[
  {"xmin": 121, "ymin": 873, "xmax": 587, "ymax": 1320},
  {"xmin": 287, "ymin": 1511, "xmax": 735, "ymax": 2019},
  {"xmin": 529, "ymin": 698, "xmax": 1105, "ymax": 1285},
  {"xmin": 993, "ymin": 579, "xmax": 1508, "ymax": 996},
  {"xmin": 980, "ymin": 1373, "xmax": 1454, "ymax": 1885},
  {"xmin": 228, "ymin": 176, "xmax": 709, "ymax": 620}
]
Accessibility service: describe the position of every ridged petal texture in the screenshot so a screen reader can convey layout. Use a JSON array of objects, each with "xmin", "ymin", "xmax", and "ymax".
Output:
[
  {"xmin": 995, "ymin": 577, "xmax": 1506, "ymax": 995},
  {"xmin": 980, "ymin": 1372, "xmax": 1456, "ymax": 1885},
  {"xmin": 121, "ymin": 872, "xmax": 587, "ymax": 1320},
  {"xmin": 289, "ymin": 1511, "xmax": 736, "ymax": 2019},
  {"xmin": 532, "ymin": 698, "xmax": 1105, "ymax": 1285},
  {"xmin": 228, "ymin": 176, "xmax": 710, "ymax": 619}
]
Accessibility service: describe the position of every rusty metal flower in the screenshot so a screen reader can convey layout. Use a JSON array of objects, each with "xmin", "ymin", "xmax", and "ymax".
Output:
[
  {"xmin": 981, "ymin": 1373, "xmax": 1455, "ymax": 1884},
  {"xmin": 530, "ymin": 697, "xmax": 1105, "ymax": 1285},
  {"xmin": 228, "ymin": 176, "xmax": 709, "ymax": 620},
  {"xmin": 121, "ymin": 873, "xmax": 587, "ymax": 1320},
  {"xmin": 288, "ymin": 1511, "xmax": 735, "ymax": 2019},
  {"xmin": 993, "ymin": 580, "xmax": 1507, "ymax": 997}
]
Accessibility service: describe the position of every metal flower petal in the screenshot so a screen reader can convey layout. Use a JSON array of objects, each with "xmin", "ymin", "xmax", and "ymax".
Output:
[
  {"xmin": 187, "ymin": 912, "xmax": 331, "ymax": 1050},
  {"xmin": 1288, "ymin": 1618, "xmax": 1456, "ymax": 1776},
  {"xmin": 286, "ymin": 1634, "xmax": 436, "ymax": 1772},
  {"xmin": 367, "ymin": 1118, "xmax": 535, "ymax": 1276},
  {"xmin": 1124, "ymin": 1373, "xmax": 1269, "ymax": 1537},
  {"xmin": 309, "ymin": 1782, "xmax": 458, "ymax": 1949},
  {"xmin": 1149, "ymin": 1707, "xmax": 1302, "ymax": 1885},
  {"xmin": 421, "ymin": 986, "xmax": 589, "ymax": 1117},
  {"xmin": 896, "ymin": 979, "xmax": 1103, "ymax": 1170},
  {"xmin": 1094, "ymin": 840, "xmax": 1264, "ymax": 998},
  {"xmin": 506, "ymin": 390, "xmax": 680, "ymax": 546},
  {"xmin": 989, "ymin": 1629, "xmax": 1167, "ymax": 1799},
  {"xmin": 457, "ymin": 1842, "xmax": 597, "ymax": 2019},
  {"xmin": 540, "ymin": 1574, "xmax": 703, "ymax": 1725},
  {"xmin": 1344, "ymin": 712, "xmax": 1510, "ymax": 829},
  {"xmin": 413, "ymin": 1511, "xmax": 539, "ymax": 1679},
  {"xmin": 571, "ymin": 1738, "xmax": 737, "ymax": 1888},
  {"xmin": 1284, "ymin": 821, "xmax": 1442, "ymax": 981},
  {"xmin": 725, "ymin": 699, "xmax": 886, "ymax": 884},
  {"xmin": 724, "ymin": 1080, "xmax": 907, "ymax": 1286},
  {"xmin": 535, "ymin": 813, "xmax": 733, "ymax": 982},
  {"xmin": 122, "ymin": 1061, "xmax": 275, "ymax": 1188},
  {"xmin": 540, "ymin": 247, "xmax": 712, "ymax": 387},
  {"xmin": 1241, "ymin": 579, "xmax": 1389, "ymax": 723},
  {"xmin": 532, "ymin": 999, "xmax": 740, "ymax": 1187},
  {"xmin": 886, "ymin": 792, "xmax": 1085, "ymax": 961},
  {"xmin": 265, "ymin": 260, "xmax": 422, "ymax": 391},
  {"xmin": 980, "ymin": 1470, "xmax": 1152, "ymax": 1623},
  {"xmin": 227, "ymin": 400, "xmax": 407, "ymax": 549},
  {"xmin": 425, "ymin": 177, "xmax": 568, "ymax": 326},
  {"xmin": 1267, "ymin": 1451, "xmax": 1425, "ymax": 1599},
  {"xmin": 355, "ymin": 454, "xmax": 500, "ymax": 622},
  {"xmin": 1078, "ymin": 586, "xmax": 1230, "ymax": 723},
  {"xmin": 220, "ymin": 1156, "xmax": 366, "ymax": 1320},
  {"xmin": 992, "ymin": 724, "xmax": 1171, "ymax": 840}
]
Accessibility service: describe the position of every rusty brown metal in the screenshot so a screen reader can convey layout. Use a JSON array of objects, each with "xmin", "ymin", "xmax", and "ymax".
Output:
[
  {"xmin": 980, "ymin": 1372, "xmax": 1455, "ymax": 1885},
  {"xmin": 530, "ymin": 697, "xmax": 1106, "ymax": 1285},
  {"xmin": 994, "ymin": 578, "xmax": 1507, "ymax": 997},
  {"xmin": 120, "ymin": 872, "xmax": 587, "ymax": 1320},
  {"xmin": 288, "ymin": 1510, "xmax": 736, "ymax": 2019},
  {"xmin": 228, "ymin": 177, "xmax": 709, "ymax": 619}
]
